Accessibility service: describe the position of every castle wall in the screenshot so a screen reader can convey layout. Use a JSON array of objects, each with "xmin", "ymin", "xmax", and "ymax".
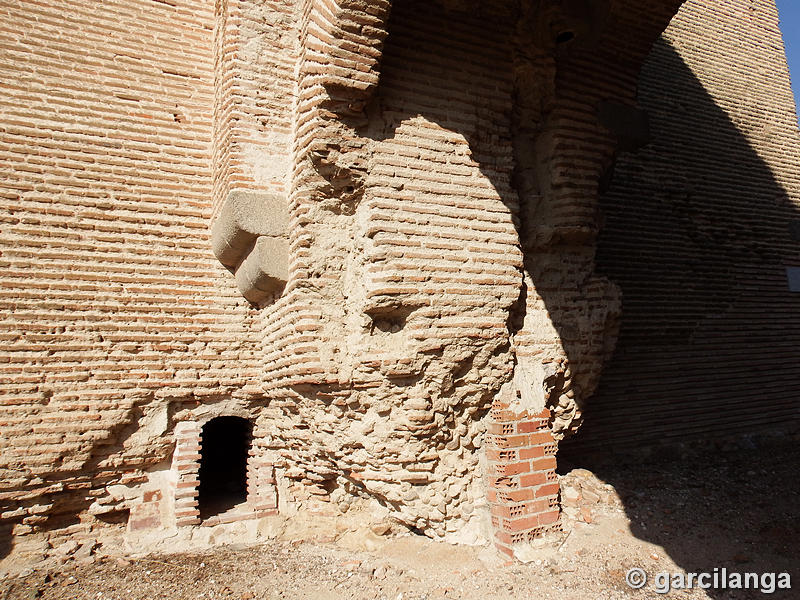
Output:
[
  {"xmin": 244, "ymin": 0, "xmax": 683, "ymax": 557},
  {"xmin": 0, "ymin": 0, "xmax": 265, "ymax": 538},
  {"xmin": 1, "ymin": 0, "xmax": 798, "ymax": 563},
  {"xmin": 562, "ymin": 0, "xmax": 800, "ymax": 457},
  {"xmin": 255, "ymin": 0, "xmax": 521, "ymax": 542}
]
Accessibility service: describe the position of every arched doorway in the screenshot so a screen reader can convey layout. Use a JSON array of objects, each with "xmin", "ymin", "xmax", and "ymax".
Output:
[{"xmin": 197, "ymin": 416, "xmax": 253, "ymax": 519}]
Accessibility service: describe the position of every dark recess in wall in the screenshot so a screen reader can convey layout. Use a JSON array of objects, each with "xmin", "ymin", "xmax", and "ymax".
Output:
[{"xmin": 198, "ymin": 416, "xmax": 253, "ymax": 520}]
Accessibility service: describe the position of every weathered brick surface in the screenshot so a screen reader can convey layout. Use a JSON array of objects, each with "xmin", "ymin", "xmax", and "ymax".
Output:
[
  {"xmin": 562, "ymin": 0, "xmax": 800, "ymax": 456},
  {"xmin": 0, "ymin": 0, "xmax": 263, "ymax": 528},
  {"xmin": 250, "ymin": 0, "xmax": 682, "ymax": 545},
  {"xmin": 212, "ymin": 0, "xmax": 295, "ymax": 218},
  {"xmin": 1, "ymin": 0, "xmax": 797, "ymax": 561}
]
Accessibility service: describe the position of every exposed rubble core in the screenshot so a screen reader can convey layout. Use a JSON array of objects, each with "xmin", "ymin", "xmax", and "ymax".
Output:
[{"xmin": 1, "ymin": 0, "xmax": 798, "ymax": 564}]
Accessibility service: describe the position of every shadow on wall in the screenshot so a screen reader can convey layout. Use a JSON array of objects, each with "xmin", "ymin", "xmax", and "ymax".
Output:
[
  {"xmin": 365, "ymin": 3, "xmax": 799, "ymax": 594},
  {"xmin": 559, "ymin": 38, "xmax": 800, "ymax": 597},
  {"xmin": 562, "ymin": 39, "xmax": 800, "ymax": 456},
  {"xmin": 346, "ymin": 0, "xmax": 522, "ymax": 419}
]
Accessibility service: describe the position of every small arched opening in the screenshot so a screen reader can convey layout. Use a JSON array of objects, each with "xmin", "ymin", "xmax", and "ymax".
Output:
[{"xmin": 197, "ymin": 416, "xmax": 253, "ymax": 520}]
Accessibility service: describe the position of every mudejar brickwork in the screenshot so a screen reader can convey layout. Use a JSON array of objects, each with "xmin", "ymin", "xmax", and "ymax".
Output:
[{"xmin": 1, "ymin": 0, "xmax": 798, "ymax": 562}]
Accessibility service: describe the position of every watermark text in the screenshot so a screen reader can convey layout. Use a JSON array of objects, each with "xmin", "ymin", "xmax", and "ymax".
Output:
[{"xmin": 625, "ymin": 567, "xmax": 792, "ymax": 595}]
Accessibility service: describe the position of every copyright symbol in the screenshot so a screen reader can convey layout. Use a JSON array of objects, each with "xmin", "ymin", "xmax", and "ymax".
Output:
[{"xmin": 626, "ymin": 568, "xmax": 647, "ymax": 589}]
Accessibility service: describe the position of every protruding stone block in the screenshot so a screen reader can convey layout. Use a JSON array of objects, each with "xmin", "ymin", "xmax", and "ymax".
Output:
[
  {"xmin": 211, "ymin": 191, "xmax": 289, "ymax": 269},
  {"xmin": 235, "ymin": 236, "xmax": 289, "ymax": 303}
]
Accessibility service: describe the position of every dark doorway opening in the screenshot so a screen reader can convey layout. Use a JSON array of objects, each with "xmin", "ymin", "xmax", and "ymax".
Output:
[{"xmin": 198, "ymin": 416, "xmax": 252, "ymax": 520}]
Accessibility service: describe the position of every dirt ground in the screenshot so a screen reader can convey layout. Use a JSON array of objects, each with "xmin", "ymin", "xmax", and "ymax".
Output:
[{"xmin": 1, "ymin": 440, "xmax": 797, "ymax": 600}]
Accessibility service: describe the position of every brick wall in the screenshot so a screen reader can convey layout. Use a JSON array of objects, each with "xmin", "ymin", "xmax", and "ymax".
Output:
[
  {"xmin": 250, "ymin": 0, "xmax": 684, "ymax": 553},
  {"xmin": 212, "ymin": 0, "xmax": 295, "ymax": 219},
  {"xmin": 561, "ymin": 0, "xmax": 800, "ymax": 456},
  {"xmin": 0, "ymin": 0, "xmax": 263, "ymax": 533},
  {"xmin": 254, "ymin": 0, "xmax": 521, "ymax": 539},
  {"xmin": 2, "ymin": 0, "xmax": 797, "ymax": 562}
]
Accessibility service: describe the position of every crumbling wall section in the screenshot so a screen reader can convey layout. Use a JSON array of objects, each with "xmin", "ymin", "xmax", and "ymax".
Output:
[
  {"xmin": 487, "ymin": 0, "xmax": 684, "ymax": 557},
  {"xmin": 251, "ymin": 0, "xmax": 685, "ymax": 553},
  {"xmin": 507, "ymin": 0, "xmax": 686, "ymax": 441},
  {"xmin": 251, "ymin": 0, "xmax": 519, "ymax": 541}
]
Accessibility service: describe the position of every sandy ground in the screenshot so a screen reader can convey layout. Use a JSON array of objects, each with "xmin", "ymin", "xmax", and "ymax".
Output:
[{"xmin": 1, "ymin": 441, "xmax": 797, "ymax": 600}]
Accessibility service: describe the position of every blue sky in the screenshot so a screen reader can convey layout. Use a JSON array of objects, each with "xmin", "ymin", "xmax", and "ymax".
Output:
[{"xmin": 776, "ymin": 0, "xmax": 800, "ymax": 124}]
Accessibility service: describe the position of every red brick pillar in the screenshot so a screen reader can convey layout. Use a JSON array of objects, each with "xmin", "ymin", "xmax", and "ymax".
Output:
[{"xmin": 487, "ymin": 406, "xmax": 561, "ymax": 558}]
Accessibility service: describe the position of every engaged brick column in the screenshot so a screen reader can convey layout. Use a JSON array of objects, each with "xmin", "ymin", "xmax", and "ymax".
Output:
[
  {"xmin": 487, "ymin": 406, "xmax": 561, "ymax": 559},
  {"xmin": 247, "ymin": 423, "xmax": 278, "ymax": 517},
  {"xmin": 247, "ymin": 458, "xmax": 278, "ymax": 517},
  {"xmin": 171, "ymin": 421, "xmax": 201, "ymax": 526}
]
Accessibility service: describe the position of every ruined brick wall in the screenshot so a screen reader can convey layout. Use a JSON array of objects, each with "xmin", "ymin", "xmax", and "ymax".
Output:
[
  {"xmin": 3, "ymin": 0, "xmax": 797, "ymax": 563},
  {"xmin": 561, "ymin": 0, "xmax": 800, "ymax": 456},
  {"xmin": 248, "ymin": 0, "xmax": 683, "ymax": 556},
  {"xmin": 0, "ymin": 0, "xmax": 266, "ymax": 537},
  {"xmin": 253, "ymin": 0, "xmax": 520, "ymax": 541}
]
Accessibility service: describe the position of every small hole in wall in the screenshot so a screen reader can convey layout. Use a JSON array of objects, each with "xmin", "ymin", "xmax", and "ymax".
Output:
[
  {"xmin": 373, "ymin": 318, "xmax": 404, "ymax": 334},
  {"xmin": 198, "ymin": 416, "xmax": 253, "ymax": 520},
  {"xmin": 0, "ymin": 524, "xmax": 11, "ymax": 560},
  {"xmin": 556, "ymin": 30, "xmax": 575, "ymax": 44},
  {"xmin": 94, "ymin": 509, "xmax": 130, "ymax": 525},
  {"xmin": 366, "ymin": 305, "xmax": 419, "ymax": 335}
]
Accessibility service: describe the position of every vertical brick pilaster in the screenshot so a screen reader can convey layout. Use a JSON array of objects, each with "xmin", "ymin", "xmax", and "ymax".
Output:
[
  {"xmin": 247, "ymin": 421, "xmax": 278, "ymax": 516},
  {"xmin": 487, "ymin": 405, "xmax": 561, "ymax": 559},
  {"xmin": 171, "ymin": 420, "xmax": 201, "ymax": 527}
]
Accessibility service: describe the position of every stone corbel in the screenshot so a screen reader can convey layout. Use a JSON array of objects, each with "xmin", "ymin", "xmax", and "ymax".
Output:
[{"xmin": 211, "ymin": 191, "xmax": 289, "ymax": 304}]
